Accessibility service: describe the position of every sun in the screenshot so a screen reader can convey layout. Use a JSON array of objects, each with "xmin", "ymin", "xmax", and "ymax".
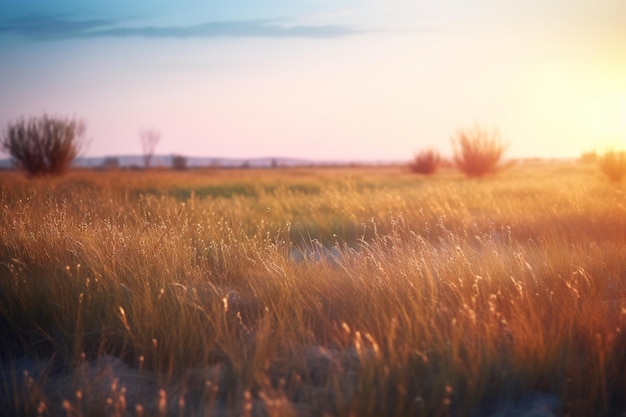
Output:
[
  {"xmin": 616, "ymin": 96, "xmax": 626, "ymax": 147},
  {"xmin": 578, "ymin": 94, "xmax": 626, "ymax": 149}
]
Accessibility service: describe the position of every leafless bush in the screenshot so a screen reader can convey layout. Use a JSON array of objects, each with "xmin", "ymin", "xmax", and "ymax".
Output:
[
  {"xmin": 1, "ymin": 115, "xmax": 85, "ymax": 176},
  {"xmin": 452, "ymin": 125, "xmax": 508, "ymax": 177},
  {"xmin": 408, "ymin": 149, "xmax": 441, "ymax": 175},
  {"xmin": 172, "ymin": 155, "xmax": 187, "ymax": 170},
  {"xmin": 140, "ymin": 129, "xmax": 160, "ymax": 168},
  {"xmin": 598, "ymin": 150, "xmax": 626, "ymax": 182}
]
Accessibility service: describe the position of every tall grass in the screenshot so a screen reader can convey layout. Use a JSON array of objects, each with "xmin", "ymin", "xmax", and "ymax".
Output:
[{"xmin": 0, "ymin": 164, "xmax": 625, "ymax": 416}]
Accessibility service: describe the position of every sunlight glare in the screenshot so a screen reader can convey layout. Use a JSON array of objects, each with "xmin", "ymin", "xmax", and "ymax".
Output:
[{"xmin": 578, "ymin": 94, "xmax": 626, "ymax": 149}]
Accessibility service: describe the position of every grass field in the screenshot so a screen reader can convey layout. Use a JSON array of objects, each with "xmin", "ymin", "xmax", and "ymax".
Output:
[{"xmin": 1, "ymin": 162, "xmax": 625, "ymax": 416}]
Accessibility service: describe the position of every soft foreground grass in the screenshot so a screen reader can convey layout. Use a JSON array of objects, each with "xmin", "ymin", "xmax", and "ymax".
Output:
[{"xmin": 0, "ymin": 163, "xmax": 625, "ymax": 416}]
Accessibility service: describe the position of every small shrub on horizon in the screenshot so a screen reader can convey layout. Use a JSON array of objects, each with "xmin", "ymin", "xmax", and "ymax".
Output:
[
  {"xmin": 408, "ymin": 149, "xmax": 441, "ymax": 175},
  {"xmin": 172, "ymin": 154, "xmax": 187, "ymax": 170},
  {"xmin": 1, "ymin": 114, "xmax": 86, "ymax": 176},
  {"xmin": 580, "ymin": 151, "xmax": 597, "ymax": 164},
  {"xmin": 598, "ymin": 149, "xmax": 626, "ymax": 182},
  {"xmin": 452, "ymin": 125, "xmax": 508, "ymax": 178}
]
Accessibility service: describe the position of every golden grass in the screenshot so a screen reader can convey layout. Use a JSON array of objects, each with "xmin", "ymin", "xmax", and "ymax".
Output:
[{"xmin": 0, "ymin": 163, "xmax": 625, "ymax": 416}]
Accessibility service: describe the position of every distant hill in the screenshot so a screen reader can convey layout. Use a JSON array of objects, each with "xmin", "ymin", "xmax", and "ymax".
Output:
[
  {"xmin": 0, "ymin": 155, "xmax": 400, "ymax": 170},
  {"xmin": 74, "ymin": 155, "xmax": 326, "ymax": 168}
]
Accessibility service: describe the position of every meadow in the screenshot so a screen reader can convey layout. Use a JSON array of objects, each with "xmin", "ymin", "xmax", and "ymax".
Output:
[{"xmin": 1, "ymin": 162, "xmax": 625, "ymax": 416}]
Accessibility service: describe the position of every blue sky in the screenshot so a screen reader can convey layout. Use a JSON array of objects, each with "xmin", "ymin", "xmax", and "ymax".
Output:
[{"xmin": 1, "ymin": 1, "xmax": 625, "ymax": 160}]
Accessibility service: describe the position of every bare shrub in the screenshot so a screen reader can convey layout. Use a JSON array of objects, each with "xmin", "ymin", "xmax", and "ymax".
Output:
[
  {"xmin": 172, "ymin": 155, "xmax": 187, "ymax": 170},
  {"xmin": 1, "ymin": 115, "xmax": 85, "ymax": 176},
  {"xmin": 598, "ymin": 150, "xmax": 626, "ymax": 182},
  {"xmin": 140, "ymin": 129, "xmax": 160, "ymax": 169},
  {"xmin": 452, "ymin": 125, "xmax": 508, "ymax": 178},
  {"xmin": 408, "ymin": 149, "xmax": 441, "ymax": 175}
]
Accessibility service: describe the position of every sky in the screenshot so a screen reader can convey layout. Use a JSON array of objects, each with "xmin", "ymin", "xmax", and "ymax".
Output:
[{"xmin": 0, "ymin": 1, "xmax": 625, "ymax": 161}]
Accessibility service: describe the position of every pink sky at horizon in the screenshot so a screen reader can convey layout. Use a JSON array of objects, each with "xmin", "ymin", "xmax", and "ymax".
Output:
[{"xmin": 1, "ymin": 1, "xmax": 625, "ymax": 161}]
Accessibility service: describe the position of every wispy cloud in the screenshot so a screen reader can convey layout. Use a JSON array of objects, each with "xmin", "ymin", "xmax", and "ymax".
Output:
[
  {"xmin": 0, "ymin": 14, "xmax": 367, "ymax": 41},
  {"xmin": 0, "ymin": 14, "xmax": 118, "ymax": 40}
]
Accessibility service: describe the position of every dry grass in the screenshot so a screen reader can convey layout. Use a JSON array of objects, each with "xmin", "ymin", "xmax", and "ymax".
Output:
[{"xmin": 1, "ymin": 163, "xmax": 625, "ymax": 416}]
